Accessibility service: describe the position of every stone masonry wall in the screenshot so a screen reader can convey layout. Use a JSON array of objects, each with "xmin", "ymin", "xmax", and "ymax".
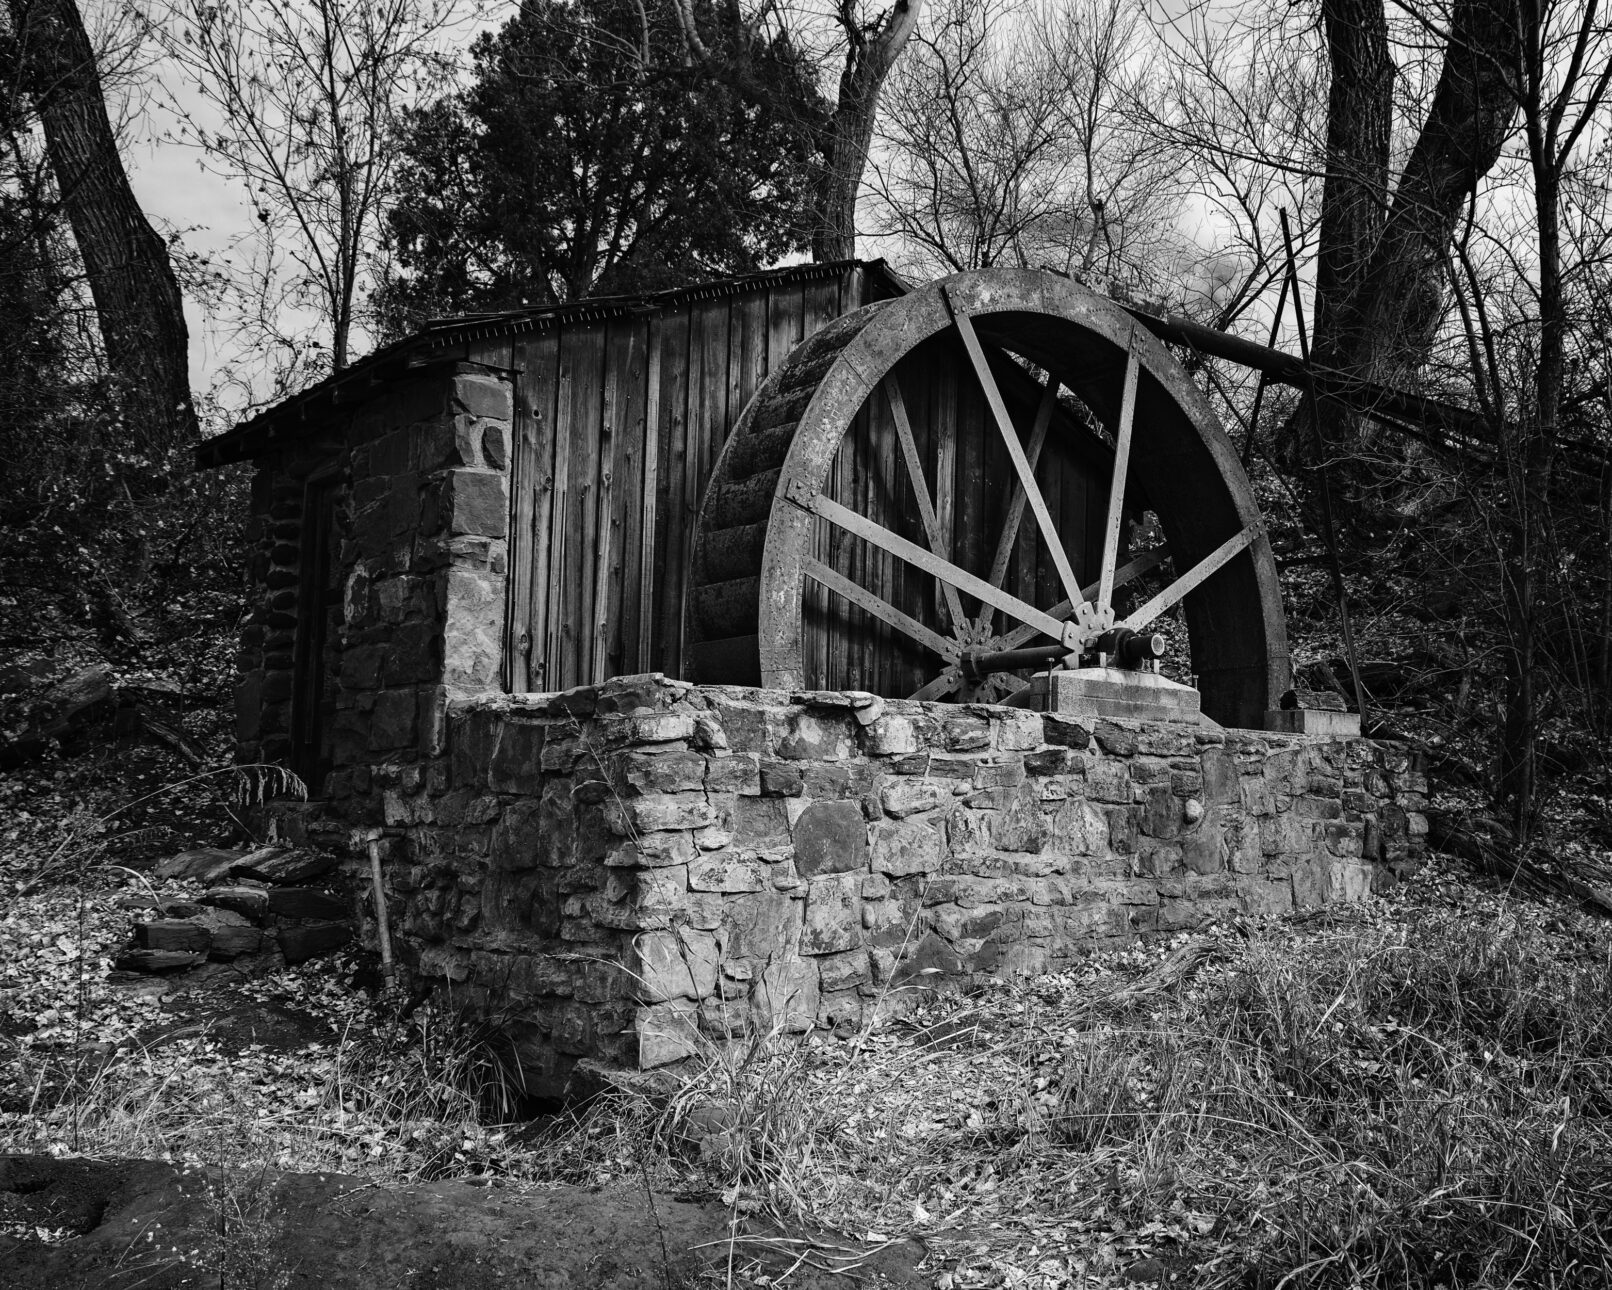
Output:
[
  {"xmin": 235, "ymin": 364, "xmax": 513, "ymax": 781},
  {"xmin": 280, "ymin": 674, "xmax": 1427, "ymax": 1098}
]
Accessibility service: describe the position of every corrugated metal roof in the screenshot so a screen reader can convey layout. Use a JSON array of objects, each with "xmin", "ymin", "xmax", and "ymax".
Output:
[{"xmin": 196, "ymin": 259, "xmax": 906, "ymax": 469}]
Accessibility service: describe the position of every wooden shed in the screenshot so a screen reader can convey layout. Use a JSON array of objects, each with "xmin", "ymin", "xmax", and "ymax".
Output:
[{"xmin": 201, "ymin": 260, "xmax": 1145, "ymax": 785}]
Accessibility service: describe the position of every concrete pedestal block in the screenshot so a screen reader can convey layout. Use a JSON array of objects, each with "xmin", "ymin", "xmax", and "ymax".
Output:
[
  {"xmin": 1030, "ymin": 668, "xmax": 1201, "ymax": 724},
  {"xmin": 1264, "ymin": 708, "xmax": 1362, "ymax": 737}
]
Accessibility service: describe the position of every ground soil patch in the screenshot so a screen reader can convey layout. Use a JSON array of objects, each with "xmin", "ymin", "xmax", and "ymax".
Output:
[{"xmin": 1, "ymin": 1153, "xmax": 927, "ymax": 1288}]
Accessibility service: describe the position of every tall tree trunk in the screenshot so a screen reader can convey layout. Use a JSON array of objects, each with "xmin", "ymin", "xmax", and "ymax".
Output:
[
  {"xmin": 810, "ymin": 0, "xmax": 922, "ymax": 262},
  {"xmin": 9, "ymin": 0, "xmax": 197, "ymax": 457},
  {"xmin": 1312, "ymin": 0, "xmax": 1392, "ymax": 376},
  {"xmin": 1309, "ymin": 0, "xmax": 1522, "ymax": 454}
]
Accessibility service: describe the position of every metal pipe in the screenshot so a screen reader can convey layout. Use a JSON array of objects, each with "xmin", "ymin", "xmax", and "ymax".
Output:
[{"xmin": 962, "ymin": 644, "xmax": 1071, "ymax": 677}]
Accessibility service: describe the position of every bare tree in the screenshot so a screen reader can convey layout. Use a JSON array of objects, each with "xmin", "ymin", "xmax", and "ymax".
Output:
[
  {"xmin": 1439, "ymin": 0, "xmax": 1612, "ymax": 838},
  {"xmin": 1149, "ymin": 1, "xmax": 1330, "ymax": 331},
  {"xmin": 147, "ymin": 0, "xmax": 466, "ymax": 372},
  {"xmin": 5, "ymin": 0, "xmax": 196, "ymax": 456},
  {"xmin": 866, "ymin": 0, "xmax": 1064, "ymax": 273},
  {"xmin": 867, "ymin": 0, "xmax": 1188, "ymax": 291},
  {"xmin": 811, "ymin": 0, "xmax": 922, "ymax": 259}
]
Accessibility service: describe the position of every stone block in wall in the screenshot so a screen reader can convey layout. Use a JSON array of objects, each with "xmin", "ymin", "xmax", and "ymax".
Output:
[
  {"xmin": 1042, "ymin": 715, "xmax": 1092, "ymax": 748},
  {"xmin": 863, "ymin": 714, "xmax": 919, "ymax": 756},
  {"xmin": 1024, "ymin": 747, "xmax": 1080, "ymax": 777},
  {"xmin": 622, "ymin": 749, "xmax": 706, "ymax": 795},
  {"xmin": 799, "ymin": 761, "xmax": 877, "ymax": 799},
  {"xmin": 759, "ymin": 760, "xmax": 804, "ymax": 796},
  {"xmin": 1200, "ymin": 749, "xmax": 1239, "ymax": 804},
  {"xmin": 718, "ymin": 889, "xmax": 802, "ymax": 962},
  {"xmin": 705, "ymin": 754, "xmax": 760, "ymax": 794},
  {"xmin": 444, "ymin": 469, "xmax": 508, "ymax": 539},
  {"xmin": 492, "ymin": 799, "xmax": 548, "ymax": 870},
  {"xmin": 1085, "ymin": 761, "xmax": 1131, "ymax": 804},
  {"xmin": 635, "ymin": 865, "xmax": 688, "ymax": 928},
  {"xmin": 937, "ymin": 712, "xmax": 989, "ymax": 751},
  {"xmin": 613, "ymin": 711, "xmax": 695, "ymax": 744},
  {"xmin": 1181, "ymin": 810, "xmax": 1226, "ymax": 874},
  {"xmin": 973, "ymin": 758, "xmax": 1027, "ymax": 791},
  {"xmin": 707, "ymin": 698, "xmax": 771, "ymax": 753},
  {"xmin": 1138, "ymin": 725, "xmax": 1199, "ymax": 757},
  {"xmin": 637, "ymin": 1000, "xmax": 700, "ymax": 1068},
  {"xmin": 700, "ymin": 996, "xmax": 751, "ymax": 1037},
  {"xmin": 1141, "ymin": 786, "xmax": 1182, "ymax": 840},
  {"xmin": 880, "ymin": 779, "xmax": 951, "ymax": 818},
  {"xmin": 453, "ymin": 372, "xmax": 514, "ymax": 422},
  {"xmin": 801, "ymin": 873, "xmax": 861, "ymax": 954},
  {"xmin": 930, "ymin": 904, "xmax": 1007, "ymax": 942},
  {"xmin": 1239, "ymin": 877, "xmax": 1295, "ymax": 917},
  {"xmin": 1240, "ymin": 778, "xmax": 1276, "ymax": 817},
  {"xmin": 370, "ymin": 688, "xmax": 419, "ymax": 750},
  {"xmin": 892, "ymin": 931, "xmax": 966, "ymax": 984},
  {"xmin": 485, "ymin": 720, "xmax": 544, "ymax": 794},
  {"xmin": 1295, "ymin": 794, "xmax": 1343, "ymax": 821},
  {"xmin": 689, "ymin": 851, "xmax": 768, "ymax": 893},
  {"xmin": 1290, "ymin": 859, "xmax": 1333, "ymax": 909},
  {"xmin": 1324, "ymin": 821, "xmax": 1364, "ymax": 858},
  {"xmin": 1334, "ymin": 862, "xmax": 1374, "ymax": 902},
  {"xmin": 993, "ymin": 710, "xmax": 1043, "ymax": 752},
  {"xmin": 1049, "ymin": 799, "xmax": 1108, "ymax": 855},
  {"xmin": 443, "ymin": 569, "xmax": 504, "ymax": 692},
  {"xmin": 751, "ymin": 959, "xmax": 819, "ymax": 1033},
  {"xmin": 777, "ymin": 712, "xmax": 853, "ymax": 760},
  {"xmin": 988, "ymin": 787, "xmax": 1050, "ymax": 852},
  {"xmin": 1262, "ymin": 812, "xmax": 1318, "ymax": 857},
  {"xmin": 871, "ymin": 817, "xmax": 943, "ymax": 877},
  {"xmin": 630, "ymin": 793, "xmax": 718, "ymax": 832},
  {"xmin": 1103, "ymin": 805, "xmax": 1138, "ymax": 857},
  {"xmin": 818, "ymin": 949, "xmax": 871, "ymax": 993},
  {"xmin": 818, "ymin": 989, "xmax": 866, "ymax": 1031},
  {"xmin": 792, "ymin": 800, "xmax": 868, "ymax": 875},
  {"xmin": 383, "ymin": 621, "xmax": 440, "ymax": 686},
  {"xmin": 631, "ymin": 927, "xmax": 720, "ymax": 1002},
  {"xmin": 1094, "ymin": 722, "xmax": 1140, "ymax": 756}
]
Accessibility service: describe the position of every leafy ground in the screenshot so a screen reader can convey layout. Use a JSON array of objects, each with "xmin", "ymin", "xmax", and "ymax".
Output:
[{"xmin": 3, "ymin": 736, "xmax": 1610, "ymax": 1290}]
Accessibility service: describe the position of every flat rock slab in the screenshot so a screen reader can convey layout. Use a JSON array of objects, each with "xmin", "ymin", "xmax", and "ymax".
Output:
[
  {"xmin": 154, "ymin": 849, "xmax": 249, "ymax": 883},
  {"xmin": 0, "ymin": 1155, "xmax": 925, "ymax": 1289}
]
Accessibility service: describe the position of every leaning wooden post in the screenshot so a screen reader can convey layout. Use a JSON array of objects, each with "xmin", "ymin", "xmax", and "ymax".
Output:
[{"xmin": 362, "ymin": 829, "xmax": 396, "ymax": 996}]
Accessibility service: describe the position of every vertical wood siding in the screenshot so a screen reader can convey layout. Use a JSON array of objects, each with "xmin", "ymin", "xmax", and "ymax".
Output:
[
  {"xmin": 508, "ymin": 267, "xmax": 870, "ymax": 691},
  {"xmin": 507, "ymin": 266, "xmax": 1109, "ymax": 695}
]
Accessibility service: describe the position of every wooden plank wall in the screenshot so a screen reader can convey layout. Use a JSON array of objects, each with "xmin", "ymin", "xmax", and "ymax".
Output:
[
  {"xmin": 507, "ymin": 266, "xmax": 1111, "ymax": 697},
  {"xmin": 508, "ymin": 267, "xmax": 867, "ymax": 691}
]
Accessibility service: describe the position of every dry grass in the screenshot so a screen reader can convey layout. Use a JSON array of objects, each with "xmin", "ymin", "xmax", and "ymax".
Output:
[
  {"xmin": 606, "ymin": 868, "xmax": 1612, "ymax": 1287},
  {"xmin": 5, "ymin": 855, "xmax": 1609, "ymax": 1287}
]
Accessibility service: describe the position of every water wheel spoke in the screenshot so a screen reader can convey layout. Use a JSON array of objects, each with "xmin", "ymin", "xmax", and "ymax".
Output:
[
  {"xmin": 910, "ymin": 671, "xmax": 960, "ymax": 701},
  {"xmin": 804, "ymin": 557, "xmax": 960, "ymax": 661},
  {"xmin": 944, "ymin": 286, "xmax": 1087, "ymax": 615},
  {"xmin": 978, "ymin": 376, "xmax": 1060, "ymax": 635},
  {"xmin": 996, "ymin": 547, "xmax": 1168, "ymax": 651},
  {"xmin": 1096, "ymin": 333, "xmax": 1142, "ymax": 611},
  {"xmin": 1121, "ymin": 529, "xmax": 1256, "ymax": 630},
  {"xmin": 883, "ymin": 380, "xmax": 968, "ymax": 631},
  {"xmin": 798, "ymin": 491, "xmax": 1074, "ymax": 645}
]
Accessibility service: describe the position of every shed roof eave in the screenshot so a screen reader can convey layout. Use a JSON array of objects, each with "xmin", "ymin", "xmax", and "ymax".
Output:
[{"xmin": 193, "ymin": 258, "xmax": 906, "ymax": 472}]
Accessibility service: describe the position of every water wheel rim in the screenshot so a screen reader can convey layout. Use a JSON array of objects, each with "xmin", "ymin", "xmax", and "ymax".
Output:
[{"xmin": 705, "ymin": 268, "xmax": 1289, "ymax": 728}]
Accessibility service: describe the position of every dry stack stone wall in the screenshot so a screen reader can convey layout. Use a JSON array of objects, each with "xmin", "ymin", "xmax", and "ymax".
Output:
[
  {"xmin": 286, "ymin": 674, "xmax": 1425, "ymax": 1097},
  {"xmin": 235, "ymin": 364, "xmax": 512, "ymax": 776}
]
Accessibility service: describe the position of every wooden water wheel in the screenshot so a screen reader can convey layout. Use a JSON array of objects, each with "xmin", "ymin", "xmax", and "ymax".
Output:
[{"xmin": 686, "ymin": 269, "xmax": 1290, "ymax": 730}]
